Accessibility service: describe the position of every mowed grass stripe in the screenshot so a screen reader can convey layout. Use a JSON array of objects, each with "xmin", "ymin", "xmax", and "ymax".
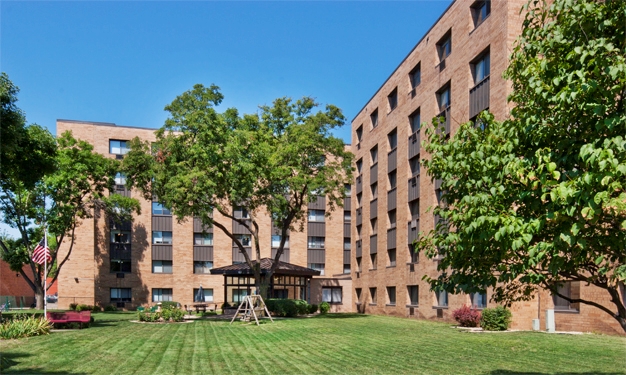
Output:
[{"xmin": 247, "ymin": 323, "xmax": 311, "ymax": 374}]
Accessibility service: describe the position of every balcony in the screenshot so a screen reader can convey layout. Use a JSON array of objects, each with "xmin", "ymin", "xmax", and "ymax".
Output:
[
  {"xmin": 408, "ymin": 177, "xmax": 420, "ymax": 202},
  {"xmin": 356, "ymin": 239, "xmax": 362, "ymax": 257},
  {"xmin": 408, "ymin": 132, "xmax": 420, "ymax": 159},
  {"xmin": 387, "ymin": 228, "xmax": 396, "ymax": 250},
  {"xmin": 370, "ymin": 163, "xmax": 378, "ymax": 184},
  {"xmin": 356, "ymin": 207, "xmax": 362, "ymax": 226},
  {"xmin": 110, "ymin": 243, "xmax": 131, "ymax": 260},
  {"xmin": 370, "ymin": 199, "xmax": 378, "ymax": 219},
  {"xmin": 344, "ymin": 222, "xmax": 351, "ymax": 237},
  {"xmin": 436, "ymin": 106, "xmax": 451, "ymax": 136},
  {"xmin": 387, "ymin": 188, "xmax": 397, "ymax": 211},
  {"xmin": 408, "ymin": 220, "xmax": 419, "ymax": 244},
  {"xmin": 356, "ymin": 175, "xmax": 363, "ymax": 194},
  {"xmin": 370, "ymin": 234, "xmax": 378, "ymax": 254},
  {"xmin": 387, "ymin": 148, "xmax": 397, "ymax": 172},
  {"xmin": 469, "ymin": 76, "xmax": 490, "ymax": 119}
]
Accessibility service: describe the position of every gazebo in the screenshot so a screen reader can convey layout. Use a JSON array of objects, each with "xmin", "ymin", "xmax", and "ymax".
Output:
[{"xmin": 210, "ymin": 258, "xmax": 320, "ymax": 305}]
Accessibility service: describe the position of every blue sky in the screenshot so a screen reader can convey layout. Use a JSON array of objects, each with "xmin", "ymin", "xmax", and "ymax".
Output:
[{"xmin": 2, "ymin": 0, "xmax": 452, "ymax": 144}]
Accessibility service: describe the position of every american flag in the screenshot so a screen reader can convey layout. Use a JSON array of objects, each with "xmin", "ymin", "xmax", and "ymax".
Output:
[{"xmin": 32, "ymin": 238, "xmax": 51, "ymax": 265}]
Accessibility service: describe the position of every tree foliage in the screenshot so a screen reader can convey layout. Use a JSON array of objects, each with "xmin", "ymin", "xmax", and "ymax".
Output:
[
  {"xmin": 419, "ymin": 0, "xmax": 626, "ymax": 331},
  {"xmin": 0, "ymin": 73, "xmax": 140, "ymax": 308},
  {"xmin": 123, "ymin": 84, "xmax": 353, "ymax": 296}
]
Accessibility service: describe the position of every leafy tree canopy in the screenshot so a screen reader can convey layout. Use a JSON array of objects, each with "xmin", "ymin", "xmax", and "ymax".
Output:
[{"xmin": 419, "ymin": 0, "xmax": 626, "ymax": 331}]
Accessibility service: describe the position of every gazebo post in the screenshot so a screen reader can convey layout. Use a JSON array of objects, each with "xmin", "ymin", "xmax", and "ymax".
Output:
[{"xmin": 223, "ymin": 276, "xmax": 227, "ymax": 306}]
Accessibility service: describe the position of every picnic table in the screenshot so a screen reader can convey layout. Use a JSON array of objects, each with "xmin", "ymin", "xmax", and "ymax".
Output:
[{"xmin": 193, "ymin": 304, "xmax": 216, "ymax": 313}]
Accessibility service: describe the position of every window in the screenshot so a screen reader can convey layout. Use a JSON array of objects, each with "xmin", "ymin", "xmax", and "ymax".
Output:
[
  {"xmin": 435, "ymin": 290, "xmax": 448, "ymax": 307},
  {"xmin": 307, "ymin": 236, "xmax": 325, "ymax": 249},
  {"xmin": 308, "ymin": 263, "xmax": 325, "ymax": 276},
  {"xmin": 370, "ymin": 253, "xmax": 377, "ymax": 270},
  {"xmin": 438, "ymin": 85, "xmax": 451, "ymax": 111},
  {"xmin": 409, "ymin": 157, "xmax": 421, "ymax": 176},
  {"xmin": 409, "ymin": 245, "xmax": 419, "ymax": 263},
  {"xmin": 387, "ymin": 88, "xmax": 398, "ymax": 112},
  {"xmin": 356, "ymin": 225, "xmax": 362, "ymax": 238},
  {"xmin": 152, "ymin": 202, "xmax": 171, "ymax": 215},
  {"xmin": 388, "ymin": 129, "xmax": 397, "ymax": 150},
  {"xmin": 152, "ymin": 260, "xmax": 173, "ymax": 273},
  {"xmin": 471, "ymin": 292, "xmax": 487, "ymax": 309},
  {"xmin": 345, "ymin": 184, "xmax": 352, "ymax": 196},
  {"xmin": 409, "ymin": 200, "xmax": 420, "ymax": 220},
  {"xmin": 356, "ymin": 125, "xmax": 363, "ymax": 143},
  {"xmin": 473, "ymin": 51, "xmax": 491, "ymax": 84},
  {"xmin": 553, "ymin": 282, "xmax": 578, "ymax": 311},
  {"xmin": 109, "ymin": 140, "xmax": 129, "ymax": 155},
  {"xmin": 356, "ymin": 257, "xmax": 362, "ymax": 272},
  {"xmin": 110, "ymin": 259, "xmax": 131, "ymax": 273},
  {"xmin": 194, "ymin": 288, "xmax": 214, "ymax": 302},
  {"xmin": 409, "ymin": 63, "xmax": 421, "ymax": 90},
  {"xmin": 356, "ymin": 158, "xmax": 363, "ymax": 174},
  {"xmin": 408, "ymin": 285, "xmax": 419, "ymax": 306},
  {"xmin": 357, "ymin": 193, "xmax": 362, "ymax": 206},
  {"xmin": 344, "ymin": 211, "xmax": 351, "ymax": 222},
  {"xmin": 343, "ymin": 262, "xmax": 351, "ymax": 274},
  {"xmin": 370, "ymin": 218, "xmax": 377, "ymax": 233},
  {"xmin": 194, "ymin": 232, "xmax": 213, "ymax": 246},
  {"xmin": 370, "ymin": 109, "xmax": 379, "ymax": 129},
  {"xmin": 194, "ymin": 261, "xmax": 213, "ymax": 274},
  {"xmin": 388, "ymin": 249, "xmax": 396, "ymax": 267},
  {"xmin": 234, "ymin": 234, "xmax": 251, "ymax": 247},
  {"xmin": 152, "ymin": 231, "xmax": 172, "ymax": 244},
  {"xmin": 471, "ymin": 0, "xmax": 491, "ymax": 28},
  {"xmin": 344, "ymin": 238, "xmax": 351, "ymax": 250},
  {"xmin": 232, "ymin": 289, "xmax": 247, "ymax": 303},
  {"xmin": 356, "ymin": 288, "xmax": 362, "ymax": 303},
  {"xmin": 110, "ymin": 288, "xmax": 131, "ymax": 302},
  {"xmin": 370, "ymin": 146, "xmax": 378, "ymax": 164},
  {"xmin": 437, "ymin": 32, "xmax": 452, "ymax": 62},
  {"xmin": 271, "ymin": 235, "xmax": 289, "ymax": 248},
  {"xmin": 387, "ymin": 286, "xmax": 396, "ymax": 305},
  {"xmin": 409, "ymin": 109, "xmax": 421, "ymax": 133},
  {"xmin": 308, "ymin": 209, "xmax": 325, "ymax": 222},
  {"xmin": 152, "ymin": 288, "xmax": 173, "ymax": 302},
  {"xmin": 111, "ymin": 230, "xmax": 130, "ymax": 243},
  {"xmin": 388, "ymin": 171, "xmax": 397, "ymax": 189},
  {"xmin": 388, "ymin": 210, "xmax": 396, "ymax": 228},
  {"xmin": 370, "ymin": 183, "xmax": 378, "ymax": 199},
  {"xmin": 322, "ymin": 287, "xmax": 342, "ymax": 303},
  {"xmin": 234, "ymin": 206, "xmax": 250, "ymax": 219},
  {"xmin": 369, "ymin": 287, "xmax": 377, "ymax": 304},
  {"xmin": 114, "ymin": 172, "xmax": 127, "ymax": 185}
]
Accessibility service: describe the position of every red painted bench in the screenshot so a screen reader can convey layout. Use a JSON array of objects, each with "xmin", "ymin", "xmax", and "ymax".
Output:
[{"xmin": 46, "ymin": 311, "xmax": 91, "ymax": 328}]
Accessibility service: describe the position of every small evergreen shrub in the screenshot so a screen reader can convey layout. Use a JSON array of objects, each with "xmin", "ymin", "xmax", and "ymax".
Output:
[
  {"xmin": 75, "ymin": 304, "xmax": 91, "ymax": 312},
  {"xmin": 69, "ymin": 303, "xmax": 78, "ymax": 311},
  {"xmin": 265, "ymin": 299, "xmax": 298, "ymax": 317},
  {"xmin": 308, "ymin": 304, "xmax": 318, "ymax": 314},
  {"xmin": 0, "ymin": 314, "xmax": 51, "ymax": 339},
  {"xmin": 137, "ymin": 306, "xmax": 185, "ymax": 323},
  {"xmin": 104, "ymin": 305, "xmax": 117, "ymax": 312},
  {"xmin": 91, "ymin": 305, "xmax": 102, "ymax": 313},
  {"xmin": 319, "ymin": 302, "xmax": 330, "ymax": 314},
  {"xmin": 452, "ymin": 305, "xmax": 481, "ymax": 327},
  {"xmin": 160, "ymin": 301, "xmax": 180, "ymax": 309},
  {"xmin": 294, "ymin": 300, "xmax": 309, "ymax": 315},
  {"xmin": 480, "ymin": 306, "xmax": 512, "ymax": 331}
]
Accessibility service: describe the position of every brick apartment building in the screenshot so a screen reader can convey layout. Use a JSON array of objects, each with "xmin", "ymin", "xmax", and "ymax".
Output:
[
  {"xmin": 349, "ymin": 0, "xmax": 624, "ymax": 334},
  {"xmin": 55, "ymin": 120, "xmax": 352, "ymax": 313}
]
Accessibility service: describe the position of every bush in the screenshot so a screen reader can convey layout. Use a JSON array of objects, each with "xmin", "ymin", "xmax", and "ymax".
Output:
[
  {"xmin": 75, "ymin": 304, "xmax": 91, "ymax": 312},
  {"xmin": 221, "ymin": 302, "xmax": 231, "ymax": 310},
  {"xmin": 0, "ymin": 314, "xmax": 51, "ymax": 339},
  {"xmin": 319, "ymin": 302, "xmax": 330, "ymax": 314},
  {"xmin": 138, "ymin": 306, "xmax": 185, "ymax": 323},
  {"xmin": 265, "ymin": 299, "xmax": 298, "ymax": 317},
  {"xmin": 452, "ymin": 305, "xmax": 481, "ymax": 327},
  {"xmin": 91, "ymin": 305, "xmax": 102, "ymax": 313},
  {"xmin": 104, "ymin": 305, "xmax": 117, "ymax": 312},
  {"xmin": 69, "ymin": 303, "xmax": 78, "ymax": 311},
  {"xmin": 160, "ymin": 301, "xmax": 180, "ymax": 309},
  {"xmin": 480, "ymin": 306, "xmax": 512, "ymax": 331},
  {"xmin": 308, "ymin": 304, "xmax": 318, "ymax": 314},
  {"xmin": 294, "ymin": 300, "xmax": 309, "ymax": 315}
]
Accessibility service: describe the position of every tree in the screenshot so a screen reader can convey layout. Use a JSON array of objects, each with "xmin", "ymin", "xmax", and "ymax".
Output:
[
  {"xmin": 0, "ymin": 74, "xmax": 140, "ymax": 308},
  {"xmin": 418, "ymin": 0, "xmax": 626, "ymax": 332},
  {"xmin": 123, "ymin": 84, "xmax": 353, "ymax": 298}
]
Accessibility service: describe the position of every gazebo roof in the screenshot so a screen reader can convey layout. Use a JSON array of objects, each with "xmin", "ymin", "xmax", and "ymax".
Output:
[{"xmin": 210, "ymin": 258, "xmax": 321, "ymax": 277}]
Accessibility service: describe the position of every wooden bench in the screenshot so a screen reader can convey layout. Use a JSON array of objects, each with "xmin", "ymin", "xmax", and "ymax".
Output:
[
  {"xmin": 46, "ymin": 311, "xmax": 91, "ymax": 328},
  {"xmin": 193, "ymin": 304, "xmax": 217, "ymax": 313}
]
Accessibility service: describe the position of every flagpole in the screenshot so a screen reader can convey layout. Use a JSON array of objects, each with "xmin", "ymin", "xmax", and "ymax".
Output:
[{"xmin": 44, "ymin": 225, "xmax": 47, "ymax": 317}]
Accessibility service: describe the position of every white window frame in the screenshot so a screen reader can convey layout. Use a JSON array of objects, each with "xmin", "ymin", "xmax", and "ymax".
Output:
[
  {"xmin": 152, "ymin": 231, "xmax": 173, "ymax": 244},
  {"xmin": 322, "ymin": 287, "xmax": 342, "ymax": 303}
]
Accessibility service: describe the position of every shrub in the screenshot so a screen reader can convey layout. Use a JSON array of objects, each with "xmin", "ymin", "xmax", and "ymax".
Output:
[
  {"xmin": 319, "ymin": 302, "xmax": 330, "ymax": 314},
  {"xmin": 294, "ymin": 300, "xmax": 309, "ymax": 315},
  {"xmin": 138, "ymin": 306, "xmax": 185, "ymax": 323},
  {"xmin": 75, "ymin": 304, "xmax": 91, "ymax": 312},
  {"xmin": 69, "ymin": 303, "xmax": 78, "ymax": 311},
  {"xmin": 452, "ymin": 305, "xmax": 481, "ymax": 327},
  {"xmin": 221, "ymin": 302, "xmax": 231, "ymax": 310},
  {"xmin": 91, "ymin": 305, "xmax": 102, "ymax": 313},
  {"xmin": 308, "ymin": 304, "xmax": 318, "ymax": 314},
  {"xmin": 0, "ymin": 314, "xmax": 51, "ymax": 339},
  {"xmin": 265, "ymin": 299, "xmax": 298, "ymax": 317},
  {"xmin": 480, "ymin": 306, "xmax": 512, "ymax": 331},
  {"xmin": 160, "ymin": 301, "xmax": 180, "ymax": 309},
  {"xmin": 104, "ymin": 305, "xmax": 117, "ymax": 312}
]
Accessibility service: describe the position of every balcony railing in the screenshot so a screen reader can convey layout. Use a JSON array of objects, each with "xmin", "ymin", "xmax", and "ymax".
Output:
[
  {"xmin": 356, "ymin": 239, "xmax": 362, "ymax": 257},
  {"xmin": 387, "ymin": 148, "xmax": 397, "ymax": 172},
  {"xmin": 370, "ymin": 234, "xmax": 378, "ymax": 254},
  {"xmin": 370, "ymin": 163, "xmax": 378, "ymax": 184},
  {"xmin": 370, "ymin": 199, "xmax": 378, "ymax": 219},
  {"xmin": 436, "ymin": 106, "xmax": 451, "ymax": 136},
  {"xmin": 387, "ymin": 228, "xmax": 396, "ymax": 250},
  {"xmin": 356, "ymin": 175, "xmax": 363, "ymax": 194},
  {"xmin": 356, "ymin": 207, "xmax": 362, "ymax": 226},
  {"xmin": 408, "ymin": 132, "xmax": 420, "ymax": 159},
  {"xmin": 469, "ymin": 76, "xmax": 490, "ymax": 119},
  {"xmin": 408, "ymin": 177, "xmax": 420, "ymax": 202},
  {"xmin": 387, "ymin": 188, "xmax": 397, "ymax": 211}
]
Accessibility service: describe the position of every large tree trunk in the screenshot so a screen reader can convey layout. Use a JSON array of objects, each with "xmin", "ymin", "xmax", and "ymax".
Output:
[{"xmin": 35, "ymin": 287, "xmax": 44, "ymax": 310}]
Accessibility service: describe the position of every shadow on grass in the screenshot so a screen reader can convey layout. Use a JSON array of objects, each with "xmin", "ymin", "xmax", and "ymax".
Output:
[
  {"xmin": 313, "ymin": 313, "xmax": 368, "ymax": 319},
  {"xmin": 489, "ymin": 371, "xmax": 625, "ymax": 375},
  {"xmin": 1, "ymin": 352, "xmax": 87, "ymax": 374}
]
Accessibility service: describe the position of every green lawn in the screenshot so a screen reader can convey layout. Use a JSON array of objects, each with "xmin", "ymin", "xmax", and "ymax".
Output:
[{"xmin": 1, "ymin": 312, "xmax": 624, "ymax": 375}]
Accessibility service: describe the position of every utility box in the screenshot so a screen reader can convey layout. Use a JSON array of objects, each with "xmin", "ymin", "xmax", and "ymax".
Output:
[
  {"xmin": 532, "ymin": 319, "xmax": 540, "ymax": 331},
  {"xmin": 545, "ymin": 309, "xmax": 555, "ymax": 332}
]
